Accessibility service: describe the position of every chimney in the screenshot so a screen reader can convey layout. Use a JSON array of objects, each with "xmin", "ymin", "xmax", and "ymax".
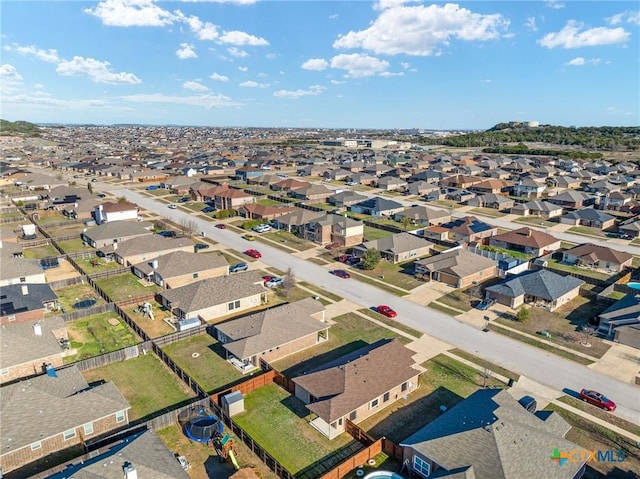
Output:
[
  {"xmin": 21, "ymin": 285, "xmax": 29, "ymax": 296},
  {"xmin": 123, "ymin": 463, "xmax": 137, "ymax": 479},
  {"xmin": 151, "ymin": 259, "xmax": 158, "ymax": 269},
  {"xmin": 33, "ymin": 323, "xmax": 42, "ymax": 336},
  {"xmin": 113, "ymin": 241, "xmax": 118, "ymax": 250},
  {"xmin": 527, "ymin": 229, "xmax": 532, "ymax": 237}
]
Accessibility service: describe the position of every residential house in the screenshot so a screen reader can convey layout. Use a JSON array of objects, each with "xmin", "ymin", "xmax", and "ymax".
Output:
[
  {"xmin": 420, "ymin": 225, "xmax": 450, "ymax": 242},
  {"xmin": 323, "ymin": 169, "xmax": 351, "ymax": 181},
  {"xmin": 0, "ymin": 256, "xmax": 46, "ymax": 287},
  {"xmin": 304, "ymin": 214, "xmax": 364, "ymax": 247},
  {"xmin": 1, "ymin": 283, "xmax": 58, "ymax": 324},
  {"xmin": 485, "ymin": 269, "xmax": 584, "ymax": 311},
  {"xmin": 440, "ymin": 216, "xmax": 497, "ymax": 243},
  {"xmin": 547, "ymin": 190, "xmax": 596, "ymax": 209},
  {"xmin": 363, "ymin": 164, "xmax": 393, "ymax": 176},
  {"xmin": 215, "ymin": 298, "xmax": 328, "ymax": 373},
  {"xmin": 584, "ymin": 180, "xmax": 621, "ymax": 196},
  {"xmin": 414, "ymin": 248, "xmax": 497, "ymax": 288},
  {"xmin": 270, "ymin": 208, "xmax": 325, "ymax": 234},
  {"xmin": 246, "ymin": 173, "xmax": 280, "ymax": 187},
  {"xmin": 132, "ymin": 251, "xmax": 229, "ymax": 288},
  {"xmin": 158, "ymin": 271, "xmax": 267, "ymax": 321},
  {"xmin": 237, "ymin": 203, "xmax": 296, "ymax": 220},
  {"xmin": 604, "ymin": 191, "xmax": 632, "ymax": 211},
  {"xmin": 99, "ymin": 235, "xmax": 195, "ymax": 266},
  {"xmin": 510, "ymin": 200, "xmax": 564, "ymax": 219},
  {"xmin": 271, "ymin": 178, "xmax": 310, "ymax": 192},
  {"xmin": 377, "ymin": 176, "xmax": 407, "ymax": 191},
  {"xmin": 349, "ymin": 197, "xmax": 404, "ymax": 217},
  {"xmin": 0, "ymin": 365, "xmax": 131, "ymax": 474},
  {"xmin": 41, "ymin": 429, "xmax": 191, "ymax": 479},
  {"xmin": 393, "ymin": 206, "xmax": 451, "ymax": 226},
  {"xmin": 619, "ymin": 218, "xmax": 640, "ymax": 238},
  {"xmin": 597, "ymin": 294, "xmax": 640, "ymax": 349},
  {"xmin": 349, "ymin": 172, "xmax": 378, "ymax": 186},
  {"xmin": 191, "ymin": 184, "xmax": 227, "ymax": 202},
  {"xmin": 562, "ymin": 243, "xmax": 632, "ymax": 273},
  {"xmin": 466, "ymin": 193, "xmax": 515, "ymax": 210},
  {"xmin": 512, "ymin": 177, "xmax": 546, "ymax": 198},
  {"xmin": 289, "ymin": 184, "xmax": 335, "ymax": 202},
  {"xmin": 0, "ymin": 317, "xmax": 67, "ymax": 383},
  {"xmin": 293, "ymin": 339, "xmax": 421, "ymax": 439},
  {"xmin": 468, "ymin": 179, "xmax": 513, "ymax": 195},
  {"xmin": 548, "ymin": 176, "xmax": 581, "ymax": 189},
  {"xmin": 297, "ymin": 165, "xmax": 327, "ymax": 177},
  {"xmin": 405, "ymin": 181, "xmax": 436, "ymax": 196},
  {"xmin": 215, "ymin": 188, "xmax": 256, "ymax": 211},
  {"xmin": 445, "ymin": 188, "xmax": 476, "ymax": 203},
  {"xmin": 400, "ymin": 388, "xmax": 586, "ymax": 479},
  {"xmin": 14, "ymin": 172, "xmax": 66, "ymax": 191},
  {"xmin": 81, "ymin": 220, "xmax": 153, "ymax": 248},
  {"xmin": 489, "ymin": 227, "xmax": 561, "ymax": 256},
  {"xmin": 439, "ymin": 175, "xmax": 484, "ymax": 189},
  {"xmin": 235, "ymin": 166, "xmax": 264, "ymax": 181},
  {"xmin": 352, "ymin": 232, "xmax": 434, "ymax": 263},
  {"xmin": 94, "ymin": 201, "xmax": 138, "ymax": 225},
  {"xmin": 328, "ymin": 191, "xmax": 368, "ymax": 208},
  {"xmin": 559, "ymin": 207, "xmax": 616, "ymax": 230}
]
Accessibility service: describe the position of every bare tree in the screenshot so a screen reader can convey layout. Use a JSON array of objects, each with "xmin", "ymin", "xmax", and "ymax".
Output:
[
  {"xmin": 180, "ymin": 218, "xmax": 199, "ymax": 237},
  {"xmin": 282, "ymin": 267, "xmax": 297, "ymax": 296}
]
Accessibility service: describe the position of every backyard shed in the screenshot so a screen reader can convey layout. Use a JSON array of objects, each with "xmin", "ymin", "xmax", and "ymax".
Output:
[{"xmin": 222, "ymin": 391, "xmax": 245, "ymax": 417}]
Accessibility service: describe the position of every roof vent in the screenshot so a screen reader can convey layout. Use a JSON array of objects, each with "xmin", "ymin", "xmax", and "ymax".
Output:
[
  {"xmin": 33, "ymin": 323, "xmax": 42, "ymax": 336},
  {"xmin": 123, "ymin": 462, "xmax": 137, "ymax": 479}
]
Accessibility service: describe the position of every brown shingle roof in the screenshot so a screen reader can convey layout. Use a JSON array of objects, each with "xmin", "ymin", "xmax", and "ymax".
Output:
[
  {"xmin": 564, "ymin": 243, "xmax": 633, "ymax": 265},
  {"xmin": 491, "ymin": 227, "xmax": 558, "ymax": 248}
]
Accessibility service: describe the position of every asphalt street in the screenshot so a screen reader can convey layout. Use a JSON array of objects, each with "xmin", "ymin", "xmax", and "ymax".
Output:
[{"xmin": 116, "ymin": 187, "xmax": 640, "ymax": 425}]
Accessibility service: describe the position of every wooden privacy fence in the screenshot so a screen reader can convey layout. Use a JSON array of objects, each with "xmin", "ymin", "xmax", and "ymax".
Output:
[
  {"xmin": 57, "ymin": 303, "xmax": 116, "ymax": 322},
  {"xmin": 49, "ymin": 275, "xmax": 88, "ymax": 290},
  {"xmin": 211, "ymin": 369, "xmax": 278, "ymax": 406},
  {"xmin": 317, "ymin": 439, "xmax": 383, "ymax": 479},
  {"xmin": 115, "ymin": 293, "xmax": 158, "ymax": 308},
  {"xmin": 88, "ymin": 266, "xmax": 132, "ymax": 280},
  {"xmin": 63, "ymin": 341, "xmax": 153, "ymax": 371},
  {"xmin": 152, "ymin": 324, "xmax": 211, "ymax": 347},
  {"xmin": 345, "ymin": 419, "xmax": 376, "ymax": 446}
]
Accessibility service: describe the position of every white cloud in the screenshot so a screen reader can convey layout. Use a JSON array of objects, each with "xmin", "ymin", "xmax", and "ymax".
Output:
[
  {"xmin": 379, "ymin": 71, "xmax": 404, "ymax": 77},
  {"xmin": 8, "ymin": 44, "xmax": 61, "ymax": 63},
  {"xmin": 184, "ymin": 15, "xmax": 220, "ymax": 40},
  {"xmin": 56, "ymin": 56, "xmax": 142, "ymax": 84},
  {"xmin": 218, "ymin": 31, "xmax": 269, "ymax": 46},
  {"xmin": 329, "ymin": 53, "xmax": 390, "ymax": 78},
  {"xmin": 333, "ymin": 3, "xmax": 509, "ymax": 56},
  {"xmin": 176, "ymin": 43, "xmax": 197, "ymax": 59},
  {"xmin": 329, "ymin": 14, "xmax": 339, "ymax": 20},
  {"xmin": 525, "ymin": 17, "xmax": 538, "ymax": 31},
  {"xmin": 544, "ymin": 0, "xmax": 565, "ymax": 9},
  {"xmin": 227, "ymin": 47, "xmax": 248, "ymax": 58},
  {"xmin": 238, "ymin": 66, "xmax": 248, "ymax": 72},
  {"xmin": 0, "ymin": 64, "xmax": 23, "ymax": 84},
  {"xmin": 121, "ymin": 92, "xmax": 239, "ymax": 109},
  {"xmin": 606, "ymin": 10, "xmax": 640, "ymax": 26},
  {"xmin": 84, "ymin": 0, "xmax": 177, "ymax": 27},
  {"xmin": 183, "ymin": 80, "xmax": 208, "ymax": 91},
  {"xmin": 301, "ymin": 58, "xmax": 329, "ymax": 71},
  {"xmin": 239, "ymin": 80, "xmax": 268, "ymax": 88},
  {"xmin": 210, "ymin": 72, "xmax": 229, "ymax": 82},
  {"xmin": 330, "ymin": 79, "xmax": 346, "ymax": 85},
  {"xmin": 182, "ymin": 0, "xmax": 257, "ymax": 3},
  {"xmin": 538, "ymin": 21, "xmax": 630, "ymax": 48},
  {"xmin": 565, "ymin": 57, "xmax": 601, "ymax": 66},
  {"xmin": 273, "ymin": 85, "xmax": 326, "ymax": 99}
]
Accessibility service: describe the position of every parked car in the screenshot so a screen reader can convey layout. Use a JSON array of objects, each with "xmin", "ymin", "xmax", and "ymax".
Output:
[
  {"xmin": 245, "ymin": 249, "xmax": 262, "ymax": 259},
  {"xmin": 331, "ymin": 269, "xmax": 351, "ymax": 279},
  {"xmin": 337, "ymin": 255, "xmax": 360, "ymax": 266},
  {"xmin": 243, "ymin": 233, "xmax": 256, "ymax": 241},
  {"xmin": 145, "ymin": 185, "xmax": 159, "ymax": 191},
  {"xmin": 158, "ymin": 230, "xmax": 177, "ymax": 238},
  {"xmin": 215, "ymin": 224, "xmax": 227, "ymax": 229},
  {"xmin": 168, "ymin": 204, "xmax": 177, "ymax": 209},
  {"xmin": 262, "ymin": 275, "xmax": 274, "ymax": 283},
  {"xmin": 346, "ymin": 181, "xmax": 359, "ymax": 186},
  {"xmin": 375, "ymin": 305, "xmax": 397, "ymax": 318},
  {"xmin": 253, "ymin": 224, "xmax": 272, "ymax": 233},
  {"xmin": 476, "ymin": 298, "xmax": 496, "ymax": 310},
  {"xmin": 194, "ymin": 243, "xmax": 210, "ymax": 250},
  {"xmin": 202, "ymin": 206, "xmax": 215, "ymax": 213},
  {"xmin": 96, "ymin": 193, "xmax": 106, "ymax": 198},
  {"xmin": 265, "ymin": 277, "xmax": 284, "ymax": 288},
  {"xmin": 91, "ymin": 178, "xmax": 98, "ymax": 183},
  {"xmin": 229, "ymin": 262, "xmax": 248, "ymax": 273},
  {"xmin": 178, "ymin": 197, "xmax": 189, "ymax": 203},
  {"xmin": 579, "ymin": 389, "xmax": 616, "ymax": 411}
]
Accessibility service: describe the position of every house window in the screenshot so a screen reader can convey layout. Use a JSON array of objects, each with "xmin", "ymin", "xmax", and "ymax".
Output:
[
  {"xmin": 383, "ymin": 392, "xmax": 390, "ymax": 402},
  {"xmin": 349, "ymin": 411, "xmax": 357, "ymax": 420},
  {"xmin": 116, "ymin": 410, "xmax": 126, "ymax": 423},
  {"xmin": 413, "ymin": 456, "xmax": 430, "ymax": 477},
  {"xmin": 371, "ymin": 399, "xmax": 379, "ymax": 408},
  {"xmin": 228, "ymin": 300, "xmax": 240, "ymax": 311},
  {"xmin": 31, "ymin": 441, "xmax": 42, "ymax": 451},
  {"xmin": 63, "ymin": 429, "xmax": 76, "ymax": 440},
  {"xmin": 193, "ymin": 273, "xmax": 199, "ymax": 279},
  {"xmin": 338, "ymin": 418, "xmax": 343, "ymax": 426},
  {"xmin": 401, "ymin": 382, "xmax": 408, "ymax": 392},
  {"xmin": 84, "ymin": 422, "xmax": 94, "ymax": 435}
]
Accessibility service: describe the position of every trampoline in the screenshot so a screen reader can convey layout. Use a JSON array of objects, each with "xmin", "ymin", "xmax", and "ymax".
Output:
[
  {"xmin": 178, "ymin": 406, "xmax": 223, "ymax": 442},
  {"xmin": 74, "ymin": 298, "xmax": 97, "ymax": 309}
]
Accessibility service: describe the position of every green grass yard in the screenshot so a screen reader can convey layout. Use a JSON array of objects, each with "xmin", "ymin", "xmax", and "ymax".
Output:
[
  {"xmin": 94, "ymin": 273, "xmax": 162, "ymax": 302},
  {"xmin": 363, "ymin": 226, "xmax": 393, "ymax": 241},
  {"xmin": 74, "ymin": 257, "xmax": 125, "ymax": 274},
  {"xmin": 53, "ymin": 283, "xmax": 106, "ymax": 312},
  {"xmin": 56, "ymin": 238, "xmax": 94, "ymax": 254},
  {"xmin": 22, "ymin": 244, "xmax": 60, "ymax": 259},
  {"xmin": 354, "ymin": 259, "xmax": 425, "ymax": 291}
]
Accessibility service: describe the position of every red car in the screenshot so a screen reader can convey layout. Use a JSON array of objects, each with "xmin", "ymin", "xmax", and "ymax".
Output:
[
  {"xmin": 245, "ymin": 249, "xmax": 262, "ymax": 259},
  {"xmin": 579, "ymin": 389, "xmax": 616, "ymax": 411},
  {"xmin": 332, "ymin": 269, "xmax": 351, "ymax": 279},
  {"xmin": 215, "ymin": 224, "xmax": 227, "ymax": 229},
  {"xmin": 262, "ymin": 275, "xmax": 274, "ymax": 283},
  {"xmin": 375, "ymin": 305, "xmax": 397, "ymax": 318}
]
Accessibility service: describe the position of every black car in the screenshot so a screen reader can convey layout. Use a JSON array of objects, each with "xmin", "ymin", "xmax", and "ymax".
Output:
[
  {"xmin": 158, "ymin": 230, "xmax": 177, "ymax": 238},
  {"xmin": 178, "ymin": 197, "xmax": 189, "ymax": 203},
  {"xmin": 194, "ymin": 243, "xmax": 210, "ymax": 250},
  {"xmin": 202, "ymin": 206, "xmax": 215, "ymax": 213}
]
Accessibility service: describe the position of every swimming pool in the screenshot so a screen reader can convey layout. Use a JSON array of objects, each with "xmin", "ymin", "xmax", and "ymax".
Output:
[
  {"xmin": 363, "ymin": 472, "xmax": 404, "ymax": 479},
  {"xmin": 627, "ymin": 282, "xmax": 640, "ymax": 290}
]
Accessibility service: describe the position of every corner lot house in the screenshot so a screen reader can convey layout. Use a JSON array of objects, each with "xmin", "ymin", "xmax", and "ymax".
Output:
[
  {"xmin": 100, "ymin": 235, "xmax": 195, "ymax": 266},
  {"xmin": 485, "ymin": 269, "xmax": 584, "ymax": 311},
  {"xmin": 304, "ymin": 214, "xmax": 364, "ymax": 247},
  {"xmin": 158, "ymin": 271, "xmax": 266, "ymax": 321},
  {"xmin": 562, "ymin": 243, "xmax": 633, "ymax": 273},
  {"xmin": 81, "ymin": 220, "xmax": 153, "ymax": 248},
  {"xmin": 0, "ymin": 365, "xmax": 131, "ymax": 474},
  {"xmin": 132, "ymin": 250, "xmax": 229, "ymax": 288},
  {"xmin": 597, "ymin": 294, "xmax": 640, "ymax": 349},
  {"xmin": 0, "ymin": 283, "xmax": 58, "ymax": 324},
  {"xmin": 401, "ymin": 388, "xmax": 586, "ymax": 479},
  {"xmin": 489, "ymin": 227, "xmax": 561, "ymax": 256},
  {"xmin": 414, "ymin": 249, "xmax": 497, "ymax": 288},
  {"xmin": 93, "ymin": 201, "xmax": 138, "ymax": 224},
  {"xmin": 293, "ymin": 339, "xmax": 421, "ymax": 439},
  {"xmin": 215, "ymin": 298, "xmax": 328, "ymax": 373},
  {"xmin": 353, "ymin": 232, "xmax": 434, "ymax": 263}
]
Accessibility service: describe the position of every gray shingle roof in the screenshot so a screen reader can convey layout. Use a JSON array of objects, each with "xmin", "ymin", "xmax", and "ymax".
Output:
[
  {"xmin": 216, "ymin": 298, "xmax": 326, "ymax": 359},
  {"xmin": 0, "ymin": 256, "xmax": 44, "ymax": 281},
  {"xmin": 563, "ymin": 243, "xmax": 632, "ymax": 265},
  {"xmin": 357, "ymin": 232, "xmax": 434, "ymax": 255},
  {"xmin": 82, "ymin": 220, "xmax": 152, "ymax": 242},
  {"xmin": 562, "ymin": 207, "xmax": 615, "ymax": 222},
  {"xmin": 103, "ymin": 235, "xmax": 193, "ymax": 258},
  {"xmin": 485, "ymin": 269, "xmax": 584, "ymax": 301},
  {"xmin": 158, "ymin": 271, "xmax": 264, "ymax": 315},
  {"xmin": 414, "ymin": 249, "xmax": 496, "ymax": 278},
  {"xmin": 133, "ymin": 250, "xmax": 227, "ymax": 277},
  {"xmin": 401, "ymin": 389, "xmax": 582, "ymax": 479},
  {"xmin": 1, "ymin": 365, "xmax": 130, "ymax": 452},
  {"xmin": 352, "ymin": 197, "xmax": 404, "ymax": 211},
  {"xmin": 0, "ymin": 283, "xmax": 58, "ymax": 316},
  {"xmin": 0, "ymin": 317, "xmax": 66, "ymax": 369}
]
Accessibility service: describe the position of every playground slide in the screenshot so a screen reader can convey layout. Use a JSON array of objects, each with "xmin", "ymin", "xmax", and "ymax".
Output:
[{"xmin": 229, "ymin": 450, "xmax": 240, "ymax": 470}]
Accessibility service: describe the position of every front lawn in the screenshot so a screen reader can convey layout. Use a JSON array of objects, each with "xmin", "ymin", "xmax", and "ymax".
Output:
[
  {"xmin": 262, "ymin": 229, "xmax": 316, "ymax": 251},
  {"xmin": 435, "ymin": 289, "xmax": 474, "ymax": 312},
  {"xmin": 272, "ymin": 312, "xmax": 411, "ymax": 377},
  {"xmin": 513, "ymin": 216, "xmax": 558, "ymax": 228},
  {"xmin": 363, "ymin": 226, "xmax": 393, "ymax": 241},
  {"xmin": 354, "ymin": 259, "xmax": 424, "ymax": 291},
  {"xmin": 64, "ymin": 312, "xmax": 141, "ymax": 363},
  {"xmin": 233, "ymin": 383, "xmax": 357, "ymax": 475},
  {"xmin": 53, "ymin": 283, "xmax": 106, "ymax": 312},
  {"xmin": 81, "ymin": 353, "xmax": 196, "ymax": 421},
  {"xmin": 469, "ymin": 207, "xmax": 506, "ymax": 218},
  {"xmin": 94, "ymin": 273, "xmax": 162, "ymax": 302},
  {"xmin": 567, "ymin": 225, "xmax": 608, "ymax": 239},
  {"xmin": 162, "ymin": 333, "xmax": 245, "ymax": 393}
]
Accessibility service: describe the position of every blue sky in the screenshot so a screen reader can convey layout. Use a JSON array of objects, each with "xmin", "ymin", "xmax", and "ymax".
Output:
[{"xmin": 1, "ymin": 0, "xmax": 639, "ymax": 129}]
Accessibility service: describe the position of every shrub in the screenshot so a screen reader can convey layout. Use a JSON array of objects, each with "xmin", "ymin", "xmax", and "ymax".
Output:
[
  {"xmin": 516, "ymin": 307, "xmax": 530, "ymax": 322},
  {"xmin": 361, "ymin": 249, "xmax": 381, "ymax": 270}
]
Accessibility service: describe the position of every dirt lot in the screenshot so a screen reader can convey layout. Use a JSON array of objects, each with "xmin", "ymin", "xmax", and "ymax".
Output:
[{"xmin": 44, "ymin": 259, "xmax": 82, "ymax": 282}]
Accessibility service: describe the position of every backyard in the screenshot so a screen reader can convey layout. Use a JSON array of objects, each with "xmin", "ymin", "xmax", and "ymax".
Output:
[
  {"xmin": 53, "ymin": 283, "xmax": 107, "ymax": 312},
  {"xmin": 233, "ymin": 383, "xmax": 358, "ymax": 476},
  {"xmin": 94, "ymin": 273, "xmax": 162, "ymax": 302},
  {"xmin": 42, "ymin": 223, "xmax": 85, "ymax": 238},
  {"xmin": 21, "ymin": 243, "xmax": 60, "ymax": 259},
  {"xmin": 545, "ymin": 258, "xmax": 611, "ymax": 281},
  {"xmin": 161, "ymin": 333, "xmax": 246, "ymax": 393},
  {"xmin": 64, "ymin": 311, "xmax": 141, "ymax": 363},
  {"xmin": 363, "ymin": 225, "xmax": 393, "ymax": 241},
  {"xmin": 73, "ymin": 256, "xmax": 126, "ymax": 274},
  {"xmin": 81, "ymin": 353, "xmax": 196, "ymax": 421},
  {"xmin": 56, "ymin": 238, "xmax": 95, "ymax": 254},
  {"xmin": 127, "ymin": 301, "xmax": 177, "ymax": 338}
]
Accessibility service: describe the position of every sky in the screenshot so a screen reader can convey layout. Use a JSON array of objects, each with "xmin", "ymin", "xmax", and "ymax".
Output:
[{"xmin": 1, "ymin": 0, "xmax": 639, "ymax": 130}]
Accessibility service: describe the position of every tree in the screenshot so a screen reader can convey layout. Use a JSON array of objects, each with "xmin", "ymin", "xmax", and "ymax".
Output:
[
  {"xmin": 281, "ymin": 267, "xmax": 297, "ymax": 297},
  {"xmin": 180, "ymin": 218, "xmax": 198, "ymax": 236},
  {"xmin": 401, "ymin": 216, "xmax": 412, "ymax": 231},
  {"xmin": 117, "ymin": 196, "xmax": 128, "ymax": 204},
  {"xmin": 361, "ymin": 249, "xmax": 381, "ymax": 270},
  {"xmin": 87, "ymin": 182, "xmax": 93, "ymax": 194},
  {"xmin": 516, "ymin": 307, "xmax": 530, "ymax": 322}
]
